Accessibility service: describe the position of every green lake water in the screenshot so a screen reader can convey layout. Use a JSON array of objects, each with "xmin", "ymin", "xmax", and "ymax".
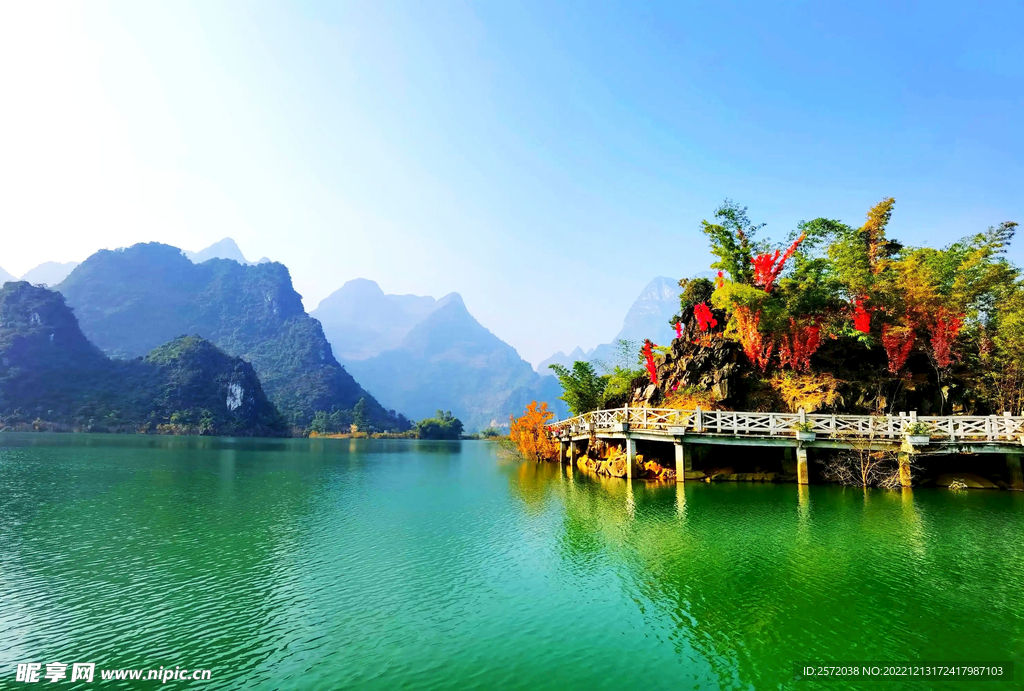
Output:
[{"xmin": 1, "ymin": 434, "xmax": 1022, "ymax": 690}]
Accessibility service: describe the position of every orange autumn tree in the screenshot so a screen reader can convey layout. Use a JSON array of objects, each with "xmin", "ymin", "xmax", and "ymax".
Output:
[{"xmin": 509, "ymin": 401, "xmax": 559, "ymax": 461}]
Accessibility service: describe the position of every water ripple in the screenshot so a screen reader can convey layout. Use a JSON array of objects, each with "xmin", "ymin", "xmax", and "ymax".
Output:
[{"xmin": 1, "ymin": 436, "xmax": 1023, "ymax": 690}]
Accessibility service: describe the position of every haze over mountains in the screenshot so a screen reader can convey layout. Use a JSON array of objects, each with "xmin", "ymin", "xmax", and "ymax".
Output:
[
  {"xmin": 5, "ymin": 236, "xmax": 699, "ymax": 432},
  {"xmin": 312, "ymin": 278, "xmax": 566, "ymax": 431},
  {"xmin": 183, "ymin": 237, "xmax": 271, "ymax": 266},
  {"xmin": 312, "ymin": 279, "xmax": 439, "ymax": 361},
  {"xmin": 0, "ymin": 261, "xmax": 81, "ymax": 287},
  {"xmin": 5, "ymin": 237, "xmax": 571, "ymax": 431},
  {"xmin": 537, "ymin": 276, "xmax": 683, "ymax": 372},
  {"xmin": 0, "ymin": 238, "xmax": 266, "ymax": 291}
]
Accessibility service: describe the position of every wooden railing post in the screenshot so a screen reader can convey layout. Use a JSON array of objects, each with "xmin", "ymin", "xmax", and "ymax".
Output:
[
  {"xmin": 695, "ymin": 406, "xmax": 703, "ymax": 434},
  {"xmin": 1003, "ymin": 411, "xmax": 1012, "ymax": 440}
]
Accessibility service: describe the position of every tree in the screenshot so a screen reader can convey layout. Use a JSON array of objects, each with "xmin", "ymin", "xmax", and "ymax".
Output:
[
  {"xmin": 416, "ymin": 410, "xmax": 464, "ymax": 439},
  {"xmin": 596, "ymin": 340, "xmax": 646, "ymax": 407},
  {"xmin": 352, "ymin": 397, "xmax": 370, "ymax": 432},
  {"xmin": 509, "ymin": 401, "xmax": 559, "ymax": 461},
  {"xmin": 548, "ymin": 361, "xmax": 609, "ymax": 416},
  {"xmin": 700, "ymin": 200, "xmax": 765, "ymax": 284}
]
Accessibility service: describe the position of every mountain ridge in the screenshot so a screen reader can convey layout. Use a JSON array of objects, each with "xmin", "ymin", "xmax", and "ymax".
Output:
[
  {"xmin": 311, "ymin": 278, "xmax": 439, "ymax": 361},
  {"xmin": 322, "ymin": 280, "xmax": 565, "ymax": 430},
  {"xmin": 55, "ymin": 243, "xmax": 404, "ymax": 429},
  {"xmin": 185, "ymin": 237, "xmax": 253, "ymax": 265},
  {"xmin": 0, "ymin": 281, "xmax": 286, "ymax": 435},
  {"xmin": 20, "ymin": 261, "xmax": 81, "ymax": 286}
]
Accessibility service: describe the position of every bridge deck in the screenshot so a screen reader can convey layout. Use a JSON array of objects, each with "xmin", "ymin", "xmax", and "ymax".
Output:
[
  {"xmin": 549, "ymin": 406, "xmax": 1024, "ymax": 450},
  {"xmin": 547, "ymin": 407, "xmax": 1024, "ymax": 488}
]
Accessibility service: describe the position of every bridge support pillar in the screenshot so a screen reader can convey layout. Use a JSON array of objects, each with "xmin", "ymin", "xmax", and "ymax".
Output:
[
  {"xmin": 674, "ymin": 442, "xmax": 690, "ymax": 483},
  {"xmin": 1007, "ymin": 454, "xmax": 1023, "ymax": 491},
  {"xmin": 559, "ymin": 440, "xmax": 568, "ymax": 464},
  {"xmin": 796, "ymin": 445, "xmax": 809, "ymax": 485},
  {"xmin": 568, "ymin": 440, "xmax": 579, "ymax": 467},
  {"xmin": 625, "ymin": 435, "xmax": 636, "ymax": 479},
  {"xmin": 898, "ymin": 451, "xmax": 913, "ymax": 488}
]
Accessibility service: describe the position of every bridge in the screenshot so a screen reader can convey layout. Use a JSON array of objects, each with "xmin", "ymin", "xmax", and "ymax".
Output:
[{"xmin": 547, "ymin": 406, "xmax": 1024, "ymax": 489}]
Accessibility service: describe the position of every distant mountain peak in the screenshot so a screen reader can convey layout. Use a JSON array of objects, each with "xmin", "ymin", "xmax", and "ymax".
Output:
[
  {"xmin": 338, "ymin": 278, "xmax": 386, "ymax": 297},
  {"xmin": 312, "ymin": 281, "xmax": 439, "ymax": 361},
  {"xmin": 538, "ymin": 275, "xmax": 681, "ymax": 372},
  {"xmin": 20, "ymin": 261, "xmax": 81, "ymax": 287},
  {"xmin": 185, "ymin": 238, "xmax": 251, "ymax": 265},
  {"xmin": 436, "ymin": 292, "xmax": 465, "ymax": 309},
  {"xmin": 0, "ymin": 266, "xmax": 15, "ymax": 284}
]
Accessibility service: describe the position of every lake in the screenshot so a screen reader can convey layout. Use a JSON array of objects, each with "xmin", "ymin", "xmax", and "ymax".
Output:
[{"xmin": 1, "ymin": 434, "xmax": 1022, "ymax": 689}]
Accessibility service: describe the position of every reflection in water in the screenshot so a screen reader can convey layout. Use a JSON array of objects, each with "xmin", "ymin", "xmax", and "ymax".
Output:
[
  {"xmin": 2, "ymin": 437, "xmax": 1023, "ymax": 691},
  {"xmin": 511, "ymin": 461, "xmax": 1024, "ymax": 691},
  {"xmin": 675, "ymin": 482, "xmax": 687, "ymax": 521}
]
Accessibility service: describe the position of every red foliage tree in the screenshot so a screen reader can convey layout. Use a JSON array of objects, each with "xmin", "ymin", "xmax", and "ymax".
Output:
[
  {"xmin": 778, "ymin": 319, "xmax": 821, "ymax": 373},
  {"xmin": 674, "ymin": 320, "xmax": 683, "ymax": 339},
  {"xmin": 751, "ymin": 233, "xmax": 806, "ymax": 293},
  {"xmin": 693, "ymin": 302, "xmax": 718, "ymax": 332},
  {"xmin": 641, "ymin": 339, "xmax": 658, "ymax": 385},
  {"xmin": 734, "ymin": 306, "xmax": 773, "ymax": 371},
  {"xmin": 715, "ymin": 270, "xmax": 725, "ymax": 289},
  {"xmin": 928, "ymin": 308, "xmax": 963, "ymax": 369},
  {"xmin": 881, "ymin": 324, "xmax": 915, "ymax": 374},
  {"xmin": 852, "ymin": 297, "xmax": 871, "ymax": 333}
]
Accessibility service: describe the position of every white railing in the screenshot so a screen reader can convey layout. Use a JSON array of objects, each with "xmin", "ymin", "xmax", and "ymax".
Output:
[{"xmin": 547, "ymin": 407, "xmax": 1024, "ymax": 444}]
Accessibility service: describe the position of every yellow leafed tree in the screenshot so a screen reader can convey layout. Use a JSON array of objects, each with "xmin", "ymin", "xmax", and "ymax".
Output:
[{"xmin": 509, "ymin": 401, "xmax": 559, "ymax": 461}]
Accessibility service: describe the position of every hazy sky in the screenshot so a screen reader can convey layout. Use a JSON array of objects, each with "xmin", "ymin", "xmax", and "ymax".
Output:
[{"xmin": 1, "ymin": 1, "xmax": 1022, "ymax": 365}]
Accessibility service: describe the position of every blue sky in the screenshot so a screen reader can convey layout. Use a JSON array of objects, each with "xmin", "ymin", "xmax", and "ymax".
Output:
[{"xmin": 1, "ymin": 1, "xmax": 1021, "ymax": 364}]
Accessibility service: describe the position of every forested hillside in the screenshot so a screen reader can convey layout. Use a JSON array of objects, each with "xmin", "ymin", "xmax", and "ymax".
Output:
[
  {"xmin": 0, "ymin": 282, "xmax": 286, "ymax": 435},
  {"xmin": 56, "ymin": 243, "xmax": 407, "ymax": 429}
]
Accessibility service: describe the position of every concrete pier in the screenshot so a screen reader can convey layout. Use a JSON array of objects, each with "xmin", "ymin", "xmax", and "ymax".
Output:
[
  {"xmin": 674, "ymin": 442, "xmax": 688, "ymax": 483},
  {"xmin": 625, "ymin": 435, "xmax": 637, "ymax": 479},
  {"xmin": 796, "ymin": 445, "xmax": 809, "ymax": 485}
]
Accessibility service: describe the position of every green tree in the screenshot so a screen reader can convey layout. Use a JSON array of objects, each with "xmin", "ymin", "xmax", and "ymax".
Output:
[
  {"xmin": 677, "ymin": 277, "xmax": 715, "ymax": 313},
  {"xmin": 352, "ymin": 397, "xmax": 370, "ymax": 432},
  {"xmin": 548, "ymin": 361, "xmax": 609, "ymax": 416},
  {"xmin": 416, "ymin": 410, "xmax": 464, "ymax": 439},
  {"xmin": 700, "ymin": 200, "xmax": 765, "ymax": 284}
]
